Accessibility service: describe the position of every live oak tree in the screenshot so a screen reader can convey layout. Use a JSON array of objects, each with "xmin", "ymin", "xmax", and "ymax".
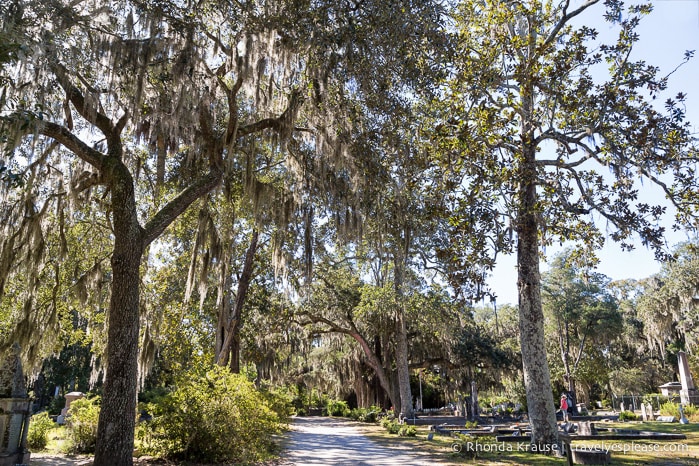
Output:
[
  {"xmin": 434, "ymin": 0, "xmax": 698, "ymax": 448},
  {"xmin": 1, "ymin": 0, "xmax": 448, "ymax": 463},
  {"xmin": 541, "ymin": 249, "xmax": 622, "ymax": 398},
  {"xmin": 1, "ymin": 1, "xmax": 324, "ymax": 464},
  {"xmin": 637, "ymin": 241, "xmax": 699, "ymax": 356}
]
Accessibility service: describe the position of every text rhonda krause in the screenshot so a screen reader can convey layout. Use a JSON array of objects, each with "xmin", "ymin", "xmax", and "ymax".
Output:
[{"xmin": 456, "ymin": 441, "xmax": 689, "ymax": 454}]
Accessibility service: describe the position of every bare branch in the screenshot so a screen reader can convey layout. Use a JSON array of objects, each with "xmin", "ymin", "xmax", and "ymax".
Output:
[
  {"xmin": 36, "ymin": 120, "xmax": 107, "ymax": 170},
  {"xmin": 542, "ymin": 0, "xmax": 601, "ymax": 50},
  {"xmin": 52, "ymin": 63, "xmax": 116, "ymax": 138}
]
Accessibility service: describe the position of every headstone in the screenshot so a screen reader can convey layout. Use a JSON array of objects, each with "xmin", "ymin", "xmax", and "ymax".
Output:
[
  {"xmin": 58, "ymin": 391, "xmax": 85, "ymax": 425},
  {"xmin": 646, "ymin": 403, "xmax": 654, "ymax": 421},
  {"xmin": 678, "ymin": 351, "xmax": 697, "ymax": 405},
  {"xmin": 656, "ymin": 416, "xmax": 676, "ymax": 423},
  {"xmin": 679, "ymin": 404, "xmax": 689, "ymax": 424},
  {"xmin": 571, "ymin": 448, "xmax": 611, "ymax": 465},
  {"xmin": 640, "ymin": 403, "xmax": 648, "ymax": 421},
  {"xmin": 620, "ymin": 401, "xmax": 625, "ymax": 412},
  {"xmin": 578, "ymin": 421, "xmax": 597, "ymax": 435}
]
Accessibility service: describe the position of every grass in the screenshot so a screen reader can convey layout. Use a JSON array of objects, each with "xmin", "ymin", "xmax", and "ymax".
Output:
[
  {"xmin": 357, "ymin": 419, "xmax": 699, "ymax": 465},
  {"xmin": 43, "ymin": 425, "xmax": 71, "ymax": 453}
]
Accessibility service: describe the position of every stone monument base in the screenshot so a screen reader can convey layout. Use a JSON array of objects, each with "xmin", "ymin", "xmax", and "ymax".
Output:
[{"xmin": 0, "ymin": 450, "xmax": 31, "ymax": 466}]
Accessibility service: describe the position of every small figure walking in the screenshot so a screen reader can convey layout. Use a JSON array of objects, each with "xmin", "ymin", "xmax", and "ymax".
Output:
[{"xmin": 560, "ymin": 394, "xmax": 569, "ymax": 422}]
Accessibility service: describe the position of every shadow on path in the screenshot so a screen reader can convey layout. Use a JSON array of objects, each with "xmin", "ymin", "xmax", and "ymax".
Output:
[{"xmin": 283, "ymin": 416, "xmax": 447, "ymax": 465}]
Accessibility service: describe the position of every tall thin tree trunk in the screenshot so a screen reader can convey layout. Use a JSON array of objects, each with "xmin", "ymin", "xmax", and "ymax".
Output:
[
  {"xmin": 94, "ymin": 162, "xmax": 143, "ymax": 466},
  {"xmin": 394, "ymin": 237, "xmax": 413, "ymax": 418},
  {"xmin": 394, "ymin": 310, "xmax": 413, "ymax": 416},
  {"xmin": 517, "ymin": 151, "xmax": 559, "ymax": 450},
  {"xmin": 217, "ymin": 230, "xmax": 258, "ymax": 368}
]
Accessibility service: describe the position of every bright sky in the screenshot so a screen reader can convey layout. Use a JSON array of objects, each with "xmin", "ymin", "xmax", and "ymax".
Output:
[{"xmin": 489, "ymin": 1, "xmax": 699, "ymax": 306}]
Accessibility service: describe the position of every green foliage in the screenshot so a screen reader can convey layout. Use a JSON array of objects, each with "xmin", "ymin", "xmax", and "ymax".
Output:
[
  {"xmin": 381, "ymin": 417, "xmax": 400, "ymax": 434},
  {"xmin": 139, "ymin": 366, "xmax": 287, "ymax": 463},
  {"xmin": 27, "ymin": 412, "xmax": 55, "ymax": 450},
  {"xmin": 326, "ymin": 399, "xmax": 350, "ymax": 417},
  {"xmin": 542, "ymin": 249, "xmax": 622, "ymax": 391},
  {"xmin": 464, "ymin": 420, "xmax": 479, "ymax": 429},
  {"xmin": 349, "ymin": 407, "xmax": 380, "ymax": 423},
  {"xmin": 48, "ymin": 396, "xmax": 66, "ymax": 416},
  {"xmin": 659, "ymin": 401, "xmax": 679, "ymax": 418},
  {"xmin": 261, "ymin": 387, "xmax": 295, "ymax": 423},
  {"xmin": 658, "ymin": 401, "xmax": 697, "ymax": 419},
  {"xmin": 65, "ymin": 397, "xmax": 100, "ymax": 454},
  {"xmin": 398, "ymin": 424, "xmax": 417, "ymax": 437},
  {"xmin": 637, "ymin": 242, "xmax": 699, "ymax": 357},
  {"xmin": 618, "ymin": 411, "xmax": 637, "ymax": 422}
]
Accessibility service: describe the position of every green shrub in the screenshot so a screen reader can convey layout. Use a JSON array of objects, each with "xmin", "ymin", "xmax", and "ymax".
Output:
[
  {"xmin": 618, "ymin": 410, "xmax": 637, "ymax": 422},
  {"xmin": 349, "ymin": 407, "xmax": 378, "ymax": 423},
  {"xmin": 658, "ymin": 401, "xmax": 697, "ymax": 419},
  {"xmin": 381, "ymin": 417, "xmax": 400, "ymax": 434},
  {"xmin": 326, "ymin": 399, "xmax": 350, "ymax": 417},
  {"xmin": 27, "ymin": 412, "xmax": 55, "ymax": 450},
  {"xmin": 255, "ymin": 385, "xmax": 294, "ymax": 423},
  {"xmin": 141, "ymin": 366, "xmax": 288, "ymax": 464},
  {"xmin": 398, "ymin": 424, "xmax": 417, "ymax": 437},
  {"xmin": 659, "ymin": 401, "xmax": 680, "ymax": 418},
  {"xmin": 65, "ymin": 397, "xmax": 100, "ymax": 454}
]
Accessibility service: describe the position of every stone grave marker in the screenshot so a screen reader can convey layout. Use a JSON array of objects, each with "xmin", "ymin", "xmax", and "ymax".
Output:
[
  {"xmin": 646, "ymin": 403, "xmax": 654, "ymax": 421},
  {"xmin": 578, "ymin": 421, "xmax": 597, "ymax": 435}
]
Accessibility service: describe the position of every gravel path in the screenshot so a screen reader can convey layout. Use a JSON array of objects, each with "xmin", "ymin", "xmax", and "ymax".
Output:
[{"xmin": 282, "ymin": 417, "xmax": 448, "ymax": 466}]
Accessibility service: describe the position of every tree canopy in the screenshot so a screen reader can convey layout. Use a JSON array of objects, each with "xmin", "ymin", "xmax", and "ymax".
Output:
[{"xmin": 1, "ymin": 0, "xmax": 698, "ymax": 462}]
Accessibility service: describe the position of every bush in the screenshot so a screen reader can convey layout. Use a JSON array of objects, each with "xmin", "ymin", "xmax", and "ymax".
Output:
[
  {"xmin": 27, "ymin": 412, "xmax": 55, "ymax": 450},
  {"xmin": 381, "ymin": 417, "xmax": 400, "ymax": 434},
  {"xmin": 618, "ymin": 410, "xmax": 637, "ymax": 422},
  {"xmin": 658, "ymin": 401, "xmax": 698, "ymax": 420},
  {"xmin": 326, "ymin": 399, "xmax": 350, "ymax": 417},
  {"xmin": 259, "ymin": 386, "xmax": 295, "ymax": 423},
  {"xmin": 66, "ymin": 397, "xmax": 100, "ymax": 454},
  {"xmin": 141, "ymin": 366, "xmax": 288, "ymax": 464},
  {"xmin": 398, "ymin": 424, "xmax": 417, "ymax": 437},
  {"xmin": 349, "ymin": 407, "xmax": 379, "ymax": 423}
]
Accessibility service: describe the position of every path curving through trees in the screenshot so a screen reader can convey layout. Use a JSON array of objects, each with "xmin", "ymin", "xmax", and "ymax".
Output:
[{"xmin": 282, "ymin": 417, "xmax": 452, "ymax": 465}]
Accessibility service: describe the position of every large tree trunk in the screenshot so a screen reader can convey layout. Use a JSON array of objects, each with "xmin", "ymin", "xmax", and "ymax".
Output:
[
  {"xmin": 393, "ymin": 231, "xmax": 414, "ymax": 418},
  {"xmin": 394, "ymin": 310, "xmax": 413, "ymax": 417},
  {"xmin": 93, "ymin": 161, "xmax": 144, "ymax": 466},
  {"xmin": 517, "ymin": 150, "xmax": 559, "ymax": 450}
]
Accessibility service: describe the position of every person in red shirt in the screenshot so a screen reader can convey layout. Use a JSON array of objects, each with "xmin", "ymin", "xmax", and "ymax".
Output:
[{"xmin": 560, "ymin": 394, "xmax": 569, "ymax": 422}]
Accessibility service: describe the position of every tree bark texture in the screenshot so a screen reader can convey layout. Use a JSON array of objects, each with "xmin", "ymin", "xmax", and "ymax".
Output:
[
  {"xmin": 517, "ymin": 152, "xmax": 559, "ymax": 449},
  {"xmin": 394, "ymin": 310, "xmax": 413, "ymax": 417},
  {"xmin": 93, "ymin": 160, "xmax": 144, "ymax": 466},
  {"xmin": 393, "ymin": 246, "xmax": 413, "ymax": 418}
]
